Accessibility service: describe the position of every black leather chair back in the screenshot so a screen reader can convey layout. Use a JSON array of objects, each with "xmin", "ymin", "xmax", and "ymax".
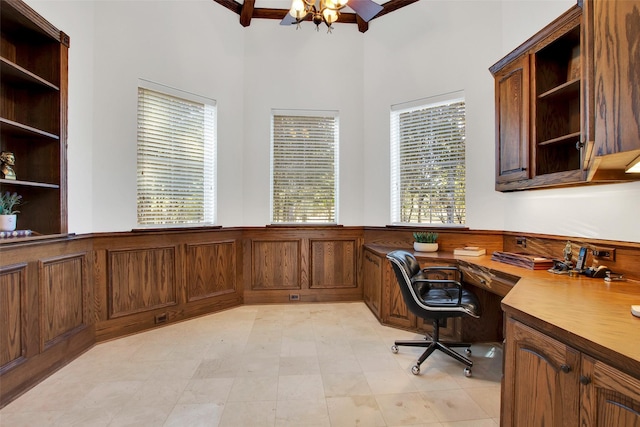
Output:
[{"xmin": 386, "ymin": 250, "xmax": 435, "ymax": 319}]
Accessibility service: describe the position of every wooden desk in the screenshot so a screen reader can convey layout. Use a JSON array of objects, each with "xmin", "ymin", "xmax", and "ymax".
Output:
[{"xmin": 363, "ymin": 244, "xmax": 640, "ymax": 426}]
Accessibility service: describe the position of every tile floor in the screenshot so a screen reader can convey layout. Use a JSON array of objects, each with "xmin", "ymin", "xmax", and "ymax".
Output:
[{"xmin": 0, "ymin": 302, "xmax": 502, "ymax": 426}]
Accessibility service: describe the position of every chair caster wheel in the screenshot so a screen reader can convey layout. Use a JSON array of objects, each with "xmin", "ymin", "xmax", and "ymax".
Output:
[
  {"xmin": 411, "ymin": 365, "xmax": 420, "ymax": 375},
  {"xmin": 391, "ymin": 345, "xmax": 399, "ymax": 354},
  {"xmin": 464, "ymin": 367, "xmax": 472, "ymax": 377},
  {"xmin": 465, "ymin": 348, "xmax": 472, "ymax": 355}
]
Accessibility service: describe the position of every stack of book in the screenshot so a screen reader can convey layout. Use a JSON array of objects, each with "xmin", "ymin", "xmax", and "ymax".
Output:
[
  {"xmin": 453, "ymin": 246, "xmax": 486, "ymax": 256},
  {"xmin": 491, "ymin": 251, "xmax": 555, "ymax": 270}
]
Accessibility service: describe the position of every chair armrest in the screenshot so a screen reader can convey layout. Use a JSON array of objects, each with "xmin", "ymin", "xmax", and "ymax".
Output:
[{"xmin": 422, "ymin": 266, "xmax": 464, "ymax": 283}]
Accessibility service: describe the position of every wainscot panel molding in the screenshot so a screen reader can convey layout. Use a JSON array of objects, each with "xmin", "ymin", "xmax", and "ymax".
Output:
[
  {"xmin": 40, "ymin": 253, "xmax": 90, "ymax": 351},
  {"xmin": 0, "ymin": 237, "xmax": 94, "ymax": 408},
  {"xmin": 186, "ymin": 240, "xmax": 237, "ymax": 302},
  {"xmin": 92, "ymin": 229, "xmax": 244, "ymax": 342},
  {"xmin": 242, "ymin": 227, "xmax": 365, "ymax": 304},
  {"xmin": 107, "ymin": 247, "xmax": 177, "ymax": 318}
]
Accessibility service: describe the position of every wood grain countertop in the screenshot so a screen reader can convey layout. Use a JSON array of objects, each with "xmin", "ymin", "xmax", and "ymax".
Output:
[{"xmin": 364, "ymin": 244, "xmax": 640, "ymax": 378}]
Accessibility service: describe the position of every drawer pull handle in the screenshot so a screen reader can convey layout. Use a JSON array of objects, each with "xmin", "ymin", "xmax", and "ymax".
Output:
[
  {"xmin": 560, "ymin": 364, "xmax": 571, "ymax": 373},
  {"xmin": 479, "ymin": 278, "xmax": 487, "ymax": 285},
  {"xmin": 580, "ymin": 375, "xmax": 591, "ymax": 385}
]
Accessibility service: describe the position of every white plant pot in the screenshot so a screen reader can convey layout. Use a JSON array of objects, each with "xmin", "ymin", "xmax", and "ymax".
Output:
[
  {"xmin": 0, "ymin": 214, "xmax": 17, "ymax": 231},
  {"xmin": 414, "ymin": 242, "xmax": 438, "ymax": 252}
]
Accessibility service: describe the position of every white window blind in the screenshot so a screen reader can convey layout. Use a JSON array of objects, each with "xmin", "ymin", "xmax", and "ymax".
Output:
[
  {"xmin": 271, "ymin": 111, "xmax": 339, "ymax": 224},
  {"xmin": 390, "ymin": 93, "xmax": 466, "ymax": 225},
  {"xmin": 137, "ymin": 82, "xmax": 216, "ymax": 226}
]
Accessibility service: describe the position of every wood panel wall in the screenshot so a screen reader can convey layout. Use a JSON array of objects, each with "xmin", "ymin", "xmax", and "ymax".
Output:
[
  {"xmin": 242, "ymin": 227, "xmax": 364, "ymax": 304},
  {"xmin": 2, "ymin": 225, "xmax": 640, "ymax": 408},
  {"xmin": 0, "ymin": 238, "xmax": 94, "ymax": 408},
  {"xmin": 92, "ymin": 229, "xmax": 244, "ymax": 341}
]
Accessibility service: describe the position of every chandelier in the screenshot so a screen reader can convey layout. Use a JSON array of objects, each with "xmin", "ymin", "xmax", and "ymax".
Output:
[{"xmin": 288, "ymin": 0, "xmax": 349, "ymax": 32}]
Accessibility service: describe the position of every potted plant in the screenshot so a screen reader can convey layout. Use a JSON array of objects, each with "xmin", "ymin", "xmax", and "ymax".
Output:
[
  {"xmin": 0, "ymin": 191, "xmax": 22, "ymax": 231},
  {"xmin": 413, "ymin": 231, "xmax": 439, "ymax": 252}
]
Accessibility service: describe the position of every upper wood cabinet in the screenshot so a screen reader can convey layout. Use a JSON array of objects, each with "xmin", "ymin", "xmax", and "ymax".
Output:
[
  {"xmin": 583, "ymin": 0, "xmax": 640, "ymax": 180},
  {"xmin": 490, "ymin": 1, "xmax": 640, "ymax": 191},
  {"xmin": 0, "ymin": 0, "xmax": 68, "ymax": 235}
]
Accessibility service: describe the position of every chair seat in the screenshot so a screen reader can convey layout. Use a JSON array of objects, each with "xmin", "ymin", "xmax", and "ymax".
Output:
[{"xmin": 420, "ymin": 287, "xmax": 481, "ymax": 316}]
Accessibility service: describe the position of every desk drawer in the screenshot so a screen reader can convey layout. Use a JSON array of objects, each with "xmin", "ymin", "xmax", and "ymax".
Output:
[{"xmin": 459, "ymin": 262, "xmax": 518, "ymax": 297}]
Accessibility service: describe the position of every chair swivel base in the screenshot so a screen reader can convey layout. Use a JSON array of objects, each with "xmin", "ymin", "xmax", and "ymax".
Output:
[{"xmin": 391, "ymin": 339, "xmax": 473, "ymax": 377}]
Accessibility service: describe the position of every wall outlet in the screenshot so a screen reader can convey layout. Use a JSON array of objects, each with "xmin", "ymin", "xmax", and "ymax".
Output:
[
  {"xmin": 289, "ymin": 293, "xmax": 300, "ymax": 301},
  {"xmin": 516, "ymin": 237, "xmax": 527, "ymax": 248},
  {"xmin": 154, "ymin": 313, "xmax": 168, "ymax": 324},
  {"xmin": 591, "ymin": 247, "xmax": 615, "ymax": 261}
]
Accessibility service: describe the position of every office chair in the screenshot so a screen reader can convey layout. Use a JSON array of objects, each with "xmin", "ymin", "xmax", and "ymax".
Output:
[{"xmin": 386, "ymin": 250, "xmax": 481, "ymax": 376}]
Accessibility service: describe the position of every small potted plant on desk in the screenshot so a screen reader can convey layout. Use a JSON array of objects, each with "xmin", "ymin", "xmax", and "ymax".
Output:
[
  {"xmin": 413, "ymin": 231, "xmax": 438, "ymax": 253},
  {"xmin": 0, "ymin": 191, "xmax": 22, "ymax": 232}
]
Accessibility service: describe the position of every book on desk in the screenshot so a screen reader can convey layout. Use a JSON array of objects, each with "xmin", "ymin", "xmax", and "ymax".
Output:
[
  {"xmin": 491, "ymin": 251, "xmax": 554, "ymax": 270},
  {"xmin": 454, "ymin": 247, "xmax": 486, "ymax": 256}
]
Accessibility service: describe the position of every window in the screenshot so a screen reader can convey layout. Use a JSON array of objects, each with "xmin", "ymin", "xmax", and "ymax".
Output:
[
  {"xmin": 271, "ymin": 110, "xmax": 339, "ymax": 224},
  {"xmin": 390, "ymin": 92, "xmax": 466, "ymax": 225},
  {"xmin": 137, "ymin": 80, "xmax": 216, "ymax": 226}
]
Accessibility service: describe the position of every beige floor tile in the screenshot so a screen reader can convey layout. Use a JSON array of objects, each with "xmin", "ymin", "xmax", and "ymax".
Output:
[
  {"xmin": 0, "ymin": 303, "xmax": 502, "ymax": 427},
  {"xmin": 277, "ymin": 374, "xmax": 325, "ymax": 401},
  {"xmin": 227, "ymin": 375, "xmax": 279, "ymax": 402},
  {"xmin": 108, "ymin": 404, "xmax": 172, "ymax": 427},
  {"xmin": 163, "ymin": 403, "xmax": 224, "ymax": 427},
  {"xmin": 322, "ymin": 371, "xmax": 373, "ymax": 397},
  {"xmin": 275, "ymin": 398, "xmax": 330, "ymax": 427},
  {"xmin": 0, "ymin": 411, "xmax": 64, "ymax": 427},
  {"xmin": 177, "ymin": 378, "xmax": 235, "ymax": 405},
  {"xmin": 218, "ymin": 400, "xmax": 277, "ymax": 427},
  {"xmin": 364, "ymin": 370, "xmax": 418, "ymax": 395},
  {"xmin": 326, "ymin": 395, "xmax": 387, "ymax": 427},
  {"xmin": 375, "ymin": 392, "xmax": 440, "ymax": 426},
  {"xmin": 463, "ymin": 386, "xmax": 501, "ymax": 419},
  {"xmin": 421, "ymin": 389, "xmax": 490, "ymax": 422},
  {"xmin": 279, "ymin": 355, "xmax": 321, "ymax": 375}
]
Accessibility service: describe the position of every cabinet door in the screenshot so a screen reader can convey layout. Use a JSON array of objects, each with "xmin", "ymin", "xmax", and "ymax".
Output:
[
  {"xmin": 580, "ymin": 355, "xmax": 640, "ymax": 427},
  {"xmin": 362, "ymin": 249, "xmax": 382, "ymax": 319},
  {"xmin": 590, "ymin": 0, "xmax": 640, "ymax": 159},
  {"xmin": 502, "ymin": 318, "xmax": 580, "ymax": 427},
  {"xmin": 495, "ymin": 55, "xmax": 530, "ymax": 187}
]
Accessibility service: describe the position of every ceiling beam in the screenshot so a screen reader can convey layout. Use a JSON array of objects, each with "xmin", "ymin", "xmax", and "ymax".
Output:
[
  {"xmin": 213, "ymin": 0, "xmax": 420, "ymax": 33},
  {"xmin": 240, "ymin": 0, "xmax": 255, "ymax": 26},
  {"xmin": 375, "ymin": 0, "xmax": 420, "ymax": 19},
  {"xmin": 212, "ymin": 0, "xmax": 241, "ymax": 15}
]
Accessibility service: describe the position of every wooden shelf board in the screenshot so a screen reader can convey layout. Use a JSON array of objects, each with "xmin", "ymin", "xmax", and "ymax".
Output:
[
  {"xmin": 0, "ymin": 178, "xmax": 59, "ymax": 189},
  {"xmin": 0, "ymin": 117, "xmax": 59, "ymax": 140},
  {"xmin": 538, "ymin": 131, "xmax": 581, "ymax": 146},
  {"xmin": 0, "ymin": 57, "xmax": 59, "ymax": 90},
  {"xmin": 538, "ymin": 78, "xmax": 580, "ymax": 100}
]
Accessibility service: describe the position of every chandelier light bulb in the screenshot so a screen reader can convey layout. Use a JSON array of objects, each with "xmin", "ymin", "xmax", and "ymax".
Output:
[
  {"xmin": 289, "ymin": 0, "xmax": 306, "ymax": 18},
  {"xmin": 323, "ymin": 8, "xmax": 338, "ymax": 24}
]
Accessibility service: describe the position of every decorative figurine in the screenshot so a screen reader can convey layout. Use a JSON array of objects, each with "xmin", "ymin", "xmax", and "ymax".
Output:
[
  {"xmin": 0, "ymin": 151, "xmax": 16, "ymax": 180},
  {"xmin": 563, "ymin": 241, "xmax": 573, "ymax": 266}
]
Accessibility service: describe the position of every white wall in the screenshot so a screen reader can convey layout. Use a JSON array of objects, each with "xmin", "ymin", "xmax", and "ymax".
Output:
[
  {"xmin": 24, "ymin": 0, "xmax": 640, "ymax": 243},
  {"xmin": 26, "ymin": 0, "xmax": 95, "ymax": 234},
  {"xmin": 242, "ymin": 19, "xmax": 365, "ymax": 226},
  {"xmin": 362, "ymin": 0, "xmax": 505, "ymax": 231}
]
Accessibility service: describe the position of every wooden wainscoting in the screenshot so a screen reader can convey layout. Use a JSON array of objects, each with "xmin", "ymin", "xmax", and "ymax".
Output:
[
  {"xmin": 186, "ymin": 240, "xmax": 237, "ymax": 302},
  {"xmin": 93, "ymin": 229, "xmax": 244, "ymax": 341},
  {"xmin": 0, "ymin": 238, "xmax": 94, "ymax": 408},
  {"xmin": 40, "ymin": 253, "xmax": 90, "ymax": 351},
  {"xmin": 0, "ymin": 263, "xmax": 28, "ymax": 371},
  {"xmin": 107, "ymin": 247, "xmax": 178, "ymax": 318},
  {"xmin": 243, "ymin": 227, "xmax": 364, "ymax": 304}
]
